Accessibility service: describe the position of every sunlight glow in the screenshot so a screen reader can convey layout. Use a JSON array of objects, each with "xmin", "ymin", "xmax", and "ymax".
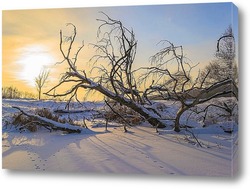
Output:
[{"xmin": 16, "ymin": 45, "xmax": 55, "ymax": 86}]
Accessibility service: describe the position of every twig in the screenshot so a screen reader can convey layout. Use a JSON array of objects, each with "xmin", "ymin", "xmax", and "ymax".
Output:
[{"xmin": 185, "ymin": 128, "xmax": 203, "ymax": 148}]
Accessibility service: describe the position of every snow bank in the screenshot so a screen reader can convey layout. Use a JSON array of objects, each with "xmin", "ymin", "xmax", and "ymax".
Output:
[{"xmin": 2, "ymin": 98, "xmax": 238, "ymax": 176}]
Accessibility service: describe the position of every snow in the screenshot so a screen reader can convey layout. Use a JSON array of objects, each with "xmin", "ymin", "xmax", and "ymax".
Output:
[{"xmin": 2, "ymin": 98, "xmax": 238, "ymax": 176}]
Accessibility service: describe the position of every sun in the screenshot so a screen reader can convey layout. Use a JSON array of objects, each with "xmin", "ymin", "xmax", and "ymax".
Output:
[{"xmin": 16, "ymin": 45, "xmax": 55, "ymax": 87}]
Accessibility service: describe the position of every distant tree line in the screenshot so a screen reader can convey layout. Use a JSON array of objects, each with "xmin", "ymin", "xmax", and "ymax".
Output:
[{"xmin": 2, "ymin": 86, "xmax": 35, "ymax": 99}]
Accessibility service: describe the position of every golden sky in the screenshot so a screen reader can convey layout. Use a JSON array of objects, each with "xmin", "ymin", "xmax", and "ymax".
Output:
[
  {"xmin": 2, "ymin": 8, "xmax": 99, "ymax": 99},
  {"xmin": 2, "ymin": 4, "xmax": 238, "ymax": 100}
]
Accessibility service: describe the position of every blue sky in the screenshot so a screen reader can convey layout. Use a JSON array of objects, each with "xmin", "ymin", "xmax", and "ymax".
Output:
[{"xmin": 91, "ymin": 3, "xmax": 238, "ymax": 68}]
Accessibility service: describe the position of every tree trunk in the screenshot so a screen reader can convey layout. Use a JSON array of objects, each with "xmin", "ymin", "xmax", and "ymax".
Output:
[
  {"xmin": 95, "ymin": 85, "xmax": 167, "ymax": 128},
  {"xmin": 174, "ymin": 105, "xmax": 188, "ymax": 132},
  {"xmin": 38, "ymin": 89, "xmax": 41, "ymax": 100}
]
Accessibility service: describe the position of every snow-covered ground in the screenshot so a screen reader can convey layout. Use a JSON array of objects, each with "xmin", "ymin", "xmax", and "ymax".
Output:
[{"xmin": 2, "ymin": 99, "xmax": 238, "ymax": 176}]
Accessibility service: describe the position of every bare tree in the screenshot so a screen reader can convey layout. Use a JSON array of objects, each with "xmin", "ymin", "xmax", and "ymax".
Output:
[
  {"xmin": 35, "ymin": 69, "xmax": 49, "ymax": 100},
  {"xmin": 45, "ymin": 15, "xmax": 168, "ymax": 131},
  {"xmin": 140, "ymin": 40, "xmax": 238, "ymax": 132},
  {"xmin": 45, "ymin": 14, "xmax": 238, "ymax": 133},
  {"xmin": 200, "ymin": 25, "xmax": 238, "ymax": 86}
]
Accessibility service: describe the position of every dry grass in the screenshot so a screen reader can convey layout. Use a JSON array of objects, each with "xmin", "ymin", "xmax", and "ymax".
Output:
[
  {"xmin": 104, "ymin": 101, "xmax": 143, "ymax": 125},
  {"xmin": 35, "ymin": 108, "xmax": 78, "ymax": 125},
  {"xmin": 12, "ymin": 113, "xmax": 38, "ymax": 132},
  {"xmin": 35, "ymin": 108, "xmax": 60, "ymax": 121}
]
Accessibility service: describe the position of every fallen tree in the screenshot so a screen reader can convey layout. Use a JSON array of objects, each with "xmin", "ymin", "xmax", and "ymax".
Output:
[
  {"xmin": 54, "ymin": 109, "xmax": 85, "ymax": 114},
  {"xmin": 44, "ymin": 13, "xmax": 238, "ymax": 132},
  {"xmin": 44, "ymin": 14, "xmax": 167, "ymax": 131},
  {"xmin": 12, "ymin": 106, "xmax": 82, "ymax": 133}
]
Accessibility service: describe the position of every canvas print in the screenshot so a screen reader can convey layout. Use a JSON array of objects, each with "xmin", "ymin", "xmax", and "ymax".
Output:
[{"xmin": 2, "ymin": 2, "xmax": 238, "ymax": 176}]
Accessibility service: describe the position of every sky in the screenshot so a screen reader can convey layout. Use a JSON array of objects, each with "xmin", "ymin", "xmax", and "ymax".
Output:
[{"xmin": 2, "ymin": 2, "xmax": 238, "ymax": 100}]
